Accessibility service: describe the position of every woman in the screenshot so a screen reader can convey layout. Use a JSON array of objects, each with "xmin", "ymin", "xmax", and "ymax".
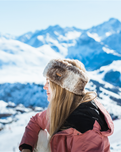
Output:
[{"xmin": 19, "ymin": 59, "xmax": 114, "ymax": 152}]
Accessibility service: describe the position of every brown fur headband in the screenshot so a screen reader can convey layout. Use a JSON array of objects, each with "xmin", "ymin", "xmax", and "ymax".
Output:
[{"xmin": 43, "ymin": 59, "xmax": 89, "ymax": 95}]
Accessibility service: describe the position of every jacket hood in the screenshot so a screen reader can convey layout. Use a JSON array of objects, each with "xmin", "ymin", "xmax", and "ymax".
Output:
[
  {"xmin": 61, "ymin": 99, "xmax": 114, "ymax": 137},
  {"xmin": 94, "ymin": 99, "xmax": 114, "ymax": 136}
]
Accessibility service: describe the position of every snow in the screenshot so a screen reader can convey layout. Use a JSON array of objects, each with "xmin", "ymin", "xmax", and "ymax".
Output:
[
  {"xmin": 0, "ymin": 38, "xmax": 63, "ymax": 84},
  {"xmin": 0, "ymin": 100, "xmax": 43, "ymax": 152},
  {"xmin": 0, "ymin": 65, "xmax": 45, "ymax": 84},
  {"xmin": 86, "ymin": 71, "xmax": 121, "ymax": 119},
  {"xmin": 100, "ymin": 87, "xmax": 120, "ymax": 99},
  {"xmin": 65, "ymin": 31, "xmax": 81, "ymax": 40},
  {"xmin": 0, "ymin": 110, "xmax": 37, "ymax": 152},
  {"xmin": 109, "ymin": 119, "xmax": 121, "ymax": 144},
  {"xmin": 87, "ymin": 32, "xmax": 101, "ymax": 42},
  {"xmin": 0, "ymin": 100, "xmax": 15, "ymax": 115},
  {"xmin": 86, "ymin": 78, "xmax": 121, "ymax": 118},
  {"xmin": 37, "ymin": 35, "xmax": 45, "ymax": 43},
  {"xmin": 88, "ymin": 60, "xmax": 121, "ymax": 81},
  {"xmin": 109, "ymin": 119, "xmax": 121, "ymax": 152},
  {"xmin": 105, "ymin": 32, "xmax": 112, "ymax": 37},
  {"xmin": 0, "ymin": 100, "xmax": 8, "ymax": 109},
  {"xmin": 45, "ymin": 34, "xmax": 68, "ymax": 56},
  {"xmin": 111, "ymin": 142, "xmax": 121, "ymax": 152},
  {"xmin": 58, "ymin": 31, "xmax": 81, "ymax": 41},
  {"xmin": 98, "ymin": 96, "xmax": 121, "ymax": 118},
  {"xmin": 0, "ymin": 33, "xmax": 16, "ymax": 40},
  {"xmin": 102, "ymin": 47, "xmax": 121, "ymax": 56},
  {"xmin": 54, "ymin": 31, "xmax": 59, "ymax": 36}
]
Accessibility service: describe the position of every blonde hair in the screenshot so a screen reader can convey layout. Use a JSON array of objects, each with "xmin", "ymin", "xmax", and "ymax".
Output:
[{"xmin": 47, "ymin": 59, "xmax": 97, "ymax": 138}]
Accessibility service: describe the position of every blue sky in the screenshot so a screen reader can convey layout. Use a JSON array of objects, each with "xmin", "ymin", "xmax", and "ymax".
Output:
[{"xmin": 0, "ymin": 0, "xmax": 121, "ymax": 36}]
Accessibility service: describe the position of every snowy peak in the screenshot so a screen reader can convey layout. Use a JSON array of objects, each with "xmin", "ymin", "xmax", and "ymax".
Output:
[
  {"xmin": 16, "ymin": 18, "xmax": 121, "ymax": 58},
  {"xmin": 17, "ymin": 25, "xmax": 64, "ymax": 43},
  {"xmin": 102, "ymin": 31, "xmax": 121, "ymax": 55},
  {"xmin": 17, "ymin": 32, "xmax": 33, "ymax": 43},
  {"xmin": 87, "ymin": 18, "xmax": 121, "ymax": 41},
  {"xmin": 77, "ymin": 32, "xmax": 99, "ymax": 46},
  {"xmin": 17, "ymin": 25, "xmax": 65, "ymax": 48},
  {"xmin": 17, "ymin": 25, "xmax": 82, "ymax": 57},
  {"xmin": 66, "ymin": 31, "xmax": 121, "ymax": 71},
  {"xmin": 108, "ymin": 18, "xmax": 121, "ymax": 28},
  {"xmin": 45, "ymin": 25, "xmax": 64, "ymax": 34}
]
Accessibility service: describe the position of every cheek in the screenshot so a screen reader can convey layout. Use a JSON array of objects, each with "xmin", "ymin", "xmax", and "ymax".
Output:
[{"xmin": 49, "ymin": 85, "xmax": 52, "ymax": 94}]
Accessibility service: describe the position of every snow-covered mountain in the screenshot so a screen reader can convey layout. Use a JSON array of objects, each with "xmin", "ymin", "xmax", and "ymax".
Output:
[
  {"xmin": 0, "ymin": 38, "xmax": 63, "ymax": 84},
  {"xmin": 17, "ymin": 18, "xmax": 121, "ymax": 45},
  {"xmin": 86, "ymin": 18, "xmax": 121, "ymax": 41},
  {"xmin": 102, "ymin": 31, "xmax": 121, "ymax": 54},
  {"xmin": 16, "ymin": 18, "xmax": 121, "ymax": 71},
  {"xmin": 67, "ymin": 32, "xmax": 121, "ymax": 70},
  {"xmin": 90, "ymin": 60, "xmax": 121, "ymax": 87},
  {"xmin": 0, "ymin": 17, "xmax": 121, "ymax": 106},
  {"xmin": 17, "ymin": 25, "xmax": 82, "ymax": 57}
]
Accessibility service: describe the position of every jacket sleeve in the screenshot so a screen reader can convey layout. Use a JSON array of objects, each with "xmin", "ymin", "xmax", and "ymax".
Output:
[{"xmin": 19, "ymin": 110, "xmax": 49, "ymax": 151}]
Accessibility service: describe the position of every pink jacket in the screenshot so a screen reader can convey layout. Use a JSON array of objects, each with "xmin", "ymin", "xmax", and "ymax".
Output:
[{"xmin": 19, "ymin": 99, "xmax": 114, "ymax": 152}]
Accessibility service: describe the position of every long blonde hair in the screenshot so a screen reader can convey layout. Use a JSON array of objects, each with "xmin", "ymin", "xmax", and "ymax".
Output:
[{"xmin": 47, "ymin": 59, "xmax": 97, "ymax": 138}]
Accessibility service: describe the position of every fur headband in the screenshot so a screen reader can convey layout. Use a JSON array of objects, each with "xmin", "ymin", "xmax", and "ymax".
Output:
[{"xmin": 43, "ymin": 59, "xmax": 89, "ymax": 95}]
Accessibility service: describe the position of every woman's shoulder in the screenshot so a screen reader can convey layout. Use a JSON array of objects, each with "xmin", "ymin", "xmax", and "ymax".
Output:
[
  {"xmin": 64, "ymin": 100, "xmax": 109, "ymax": 133},
  {"xmin": 37, "ymin": 109, "xmax": 47, "ymax": 117}
]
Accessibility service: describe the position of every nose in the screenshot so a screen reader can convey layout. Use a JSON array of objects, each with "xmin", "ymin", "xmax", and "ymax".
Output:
[{"xmin": 43, "ymin": 83, "xmax": 47, "ymax": 90}]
